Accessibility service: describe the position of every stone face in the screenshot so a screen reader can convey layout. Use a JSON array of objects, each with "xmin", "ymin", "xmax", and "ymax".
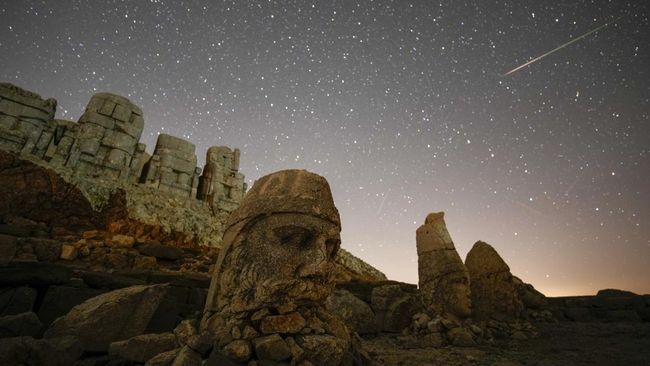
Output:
[
  {"xmin": 206, "ymin": 169, "xmax": 342, "ymax": 314},
  {"xmin": 203, "ymin": 170, "xmax": 369, "ymax": 365},
  {"xmin": 44, "ymin": 284, "xmax": 168, "ymax": 352},
  {"xmin": 465, "ymin": 241, "xmax": 524, "ymax": 321},
  {"xmin": 416, "ymin": 212, "xmax": 471, "ymax": 322},
  {"xmin": 108, "ymin": 333, "xmax": 178, "ymax": 363}
]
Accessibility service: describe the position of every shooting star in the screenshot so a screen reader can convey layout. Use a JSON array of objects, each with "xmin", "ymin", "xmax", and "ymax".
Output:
[{"xmin": 502, "ymin": 15, "xmax": 625, "ymax": 77}]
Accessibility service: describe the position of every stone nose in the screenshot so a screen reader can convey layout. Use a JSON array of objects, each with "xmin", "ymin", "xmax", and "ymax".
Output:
[{"xmin": 297, "ymin": 235, "xmax": 331, "ymax": 278}]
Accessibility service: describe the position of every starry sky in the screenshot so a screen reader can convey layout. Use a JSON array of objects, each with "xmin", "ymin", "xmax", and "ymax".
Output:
[{"xmin": 1, "ymin": 1, "xmax": 648, "ymax": 296}]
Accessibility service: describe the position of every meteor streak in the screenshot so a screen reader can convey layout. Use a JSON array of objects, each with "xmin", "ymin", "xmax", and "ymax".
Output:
[{"xmin": 502, "ymin": 15, "xmax": 625, "ymax": 77}]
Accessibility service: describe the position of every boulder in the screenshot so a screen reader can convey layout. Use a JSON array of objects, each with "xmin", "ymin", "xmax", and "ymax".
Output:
[
  {"xmin": 252, "ymin": 334, "xmax": 291, "ymax": 361},
  {"xmin": 0, "ymin": 335, "xmax": 83, "ymax": 366},
  {"xmin": 108, "ymin": 333, "xmax": 178, "ymax": 363},
  {"xmin": 326, "ymin": 289, "xmax": 376, "ymax": 334},
  {"xmin": 37, "ymin": 285, "xmax": 106, "ymax": 325},
  {"xmin": 0, "ymin": 312, "xmax": 43, "ymax": 337},
  {"xmin": 371, "ymin": 284, "xmax": 423, "ymax": 333},
  {"xmin": 465, "ymin": 241, "xmax": 524, "ymax": 321},
  {"xmin": 0, "ymin": 261, "xmax": 71, "ymax": 286},
  {"xmin": 0, "ymin": 286, "xmax": 37, "ymax": 315},
  {"xmin": 145, "ymin": 348, "xmax": 180, "ymax": 366},
  {"xmin": 44, "ymin": 284, "xmax": 167, "ymax": 352}
]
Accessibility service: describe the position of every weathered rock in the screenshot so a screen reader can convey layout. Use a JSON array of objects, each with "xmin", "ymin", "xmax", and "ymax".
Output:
[
  {"xmin": 0, "ymin": 311, "xmax": 43, "ymax": 337},
  {"xmin": 260, "ymin": 312, "xmax": 307, "ymax": 334},
  {"xmin": 371, "ymin": 284, "xmax": 423, "ymax": 333},
  {"xmin": 297, "ymin": 334, "xmax": 348, "ymax": 366},
  {"xmin": 37, "ymin": 285, "xmax": 106, "ymax": 325},
  {"xmin": 0, "ymin": 335, "xmax": 83, "ymax": 366},
  {"xmin": 80, "ymin": 270, "xmax": 148, "ymax": 289},
  {"xmin": 416, "ymin": 212, "xmax": 471, "ymax": 322},
  {"xmin": 447, "ymin": 327, "xmax": 476, "ymax": 347},
  {"xmin": 171, "ymin": 345, "xmax": 203, "ymax": 366},
  {"xmin": 173, "ymin": 319, "xmax": 198, "ymax": 346},
  {"xmin": 253, "ymin": 334, "xmax": 292, "ymax": 361},
  {"xmin": 59, "ymin": 244, "xmax": 77, "ymax": 260},
  {"xmin": 513, "ymin": 276, "xmax": 547, "ymax": 309},
  {"xmin": 137, "ymin": 242, "xmax": 185, "ymax": 260},
  {"xmin": 466, "ymin": 241, "xmax": 524, "ymax": 321},
  {"xmin": 44, "ymin": 284, "xmax": 167, "ymax": 352},
  {"xmin": 0, "ymin": 234, "xmax": 18, "ymax": 265},
  {"xmin": 333, "ymin": 248, "xmax": 387, "ymax": 284},
  {"xmin": 141, "ymin": 134, "xmax": 200, "ymax": 198},
  {"xmin": 223, "ymin": 339, "xmax": 252, "ymax": 362},
  {"xmin": 197, "ymin": 145, "xmax": 246, "ymax": 214},
  {"xmin": 0, "ymin": 261, "xmax": 72, "ymax": 286},
  {"xmin": 203, "ymin": 170, "xmax": 370, "ymax": 365},
  {"xmin": 145, "ymin": 348, "xmax": 180, "ymax": 366},
  {"xmin": 326, "ymin": 289, "xmax": 376, "ymax": 334},
  {"xmin": 108, "ymin": 333, "xmax": 178, "ymax": 363},
  {"xmin": 0, "ymin": 286, "xmax": 37, "ymax": 315}
]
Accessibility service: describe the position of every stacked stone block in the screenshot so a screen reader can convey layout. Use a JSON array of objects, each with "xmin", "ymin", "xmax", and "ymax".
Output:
[
  {"xmin": 0, "ymin": 83, "xmax": 56, "ymax": 156},
  {"xmin": 0, "ymin": 82, "xmax": 246, "ymax": 212},
  {"xmin": 70, "ymin": 93, "xmax": 144, "ymax": 180},
  {"xmin": 197, "ymin": 146, "xmax": 247, "ymax": 213},
  {"xmin": 141, "ymin": 134, "xmax": 201, "ymax": 198}
]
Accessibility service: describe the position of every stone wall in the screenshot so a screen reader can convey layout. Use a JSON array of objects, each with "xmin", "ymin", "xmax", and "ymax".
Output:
[{"xmin": 0, "ymin": 82, "xmax": 247, "ymax": 215}]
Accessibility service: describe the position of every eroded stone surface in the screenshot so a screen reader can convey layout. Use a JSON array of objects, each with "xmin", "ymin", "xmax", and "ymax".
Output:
[
  {"xmin": 465, "ymin": 241, "xmax": 524, "ymax": 321},
  {"xmin": 203, "ymin": 169, "xmax": 372, "ymax": 365},
  {"xmin": 416, "ymin": 212, "xmax": 471, "ymax": 322}
]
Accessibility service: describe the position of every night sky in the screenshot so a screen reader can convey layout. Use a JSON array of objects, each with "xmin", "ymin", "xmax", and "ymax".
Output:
[{"xmin": 1, "ymin": 1, "xmax": 648, "ymax": 296}]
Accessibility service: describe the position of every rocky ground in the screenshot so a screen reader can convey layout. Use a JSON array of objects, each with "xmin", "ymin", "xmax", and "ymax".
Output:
[{"xmin": 364, "ymin": 321, "xmax": 650, "ymax": 366}]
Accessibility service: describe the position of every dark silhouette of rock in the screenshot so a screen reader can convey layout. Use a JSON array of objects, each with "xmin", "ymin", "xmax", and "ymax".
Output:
[
  {"xmin": 465, "ymin": 241, "xmax": 524, "ymax": 321},
  {"xmin": 0, "ymin": 312, "xmax": 43, "ymax": 337},
  {"xmin": 108, "ymin": 333, "xmax": 178, "ymax": 363}
]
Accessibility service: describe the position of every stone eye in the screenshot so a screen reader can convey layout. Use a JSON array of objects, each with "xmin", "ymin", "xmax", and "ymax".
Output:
[{"xmin": 273, "ymin": 225, "xmax": 314, "ymax": 247}]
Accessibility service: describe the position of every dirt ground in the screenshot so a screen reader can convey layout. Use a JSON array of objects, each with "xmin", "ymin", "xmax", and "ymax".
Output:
[{"xmin": 363, "ymin": 322, "xmax": 650, "ymax": 366}]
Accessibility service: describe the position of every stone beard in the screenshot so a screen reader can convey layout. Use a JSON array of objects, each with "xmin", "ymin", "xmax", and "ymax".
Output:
[
  {"xmin": 212, "ymin": 212, "xmax": 341, "ymax": 315},
  {"xmin": 202, "ymin": 170, "xmax": 371, "ymax": 366}
]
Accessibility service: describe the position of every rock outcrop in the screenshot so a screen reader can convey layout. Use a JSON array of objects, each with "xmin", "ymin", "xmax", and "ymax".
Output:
[
  {"xmin": 416, "ymin": 212, "xmax": 471, "ymax": 322},
  {"xmin": 202, "ymin": 169, "xmax": 373, "ymax": 365},
  {"xmin": 465, "ymin": 241, "xmax": 524, "ymax": 321}
]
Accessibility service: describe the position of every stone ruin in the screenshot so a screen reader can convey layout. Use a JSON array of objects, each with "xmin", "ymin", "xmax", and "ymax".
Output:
[
  {"xmin": 465, "ymin": 240, "xmax": 525, "ymax": 321},
  {"xmin": 202, "ymin": 169, "xmax": 372, "ymax": 365},
  {"xmin": 0, "ymin": 82, "xmax": 247, "ymax": 214},
  {"xmin": 407, "ymin": 212, "xmax": 541, "ymax": 347},
  {"xmin": 416, "ymin": 212, "xmax": 471, "ymax": 322}
]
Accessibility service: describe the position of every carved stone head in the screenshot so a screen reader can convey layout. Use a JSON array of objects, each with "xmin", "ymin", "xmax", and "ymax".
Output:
[
  {"xmin": 205, "ymin": 169, "xmax": 341, "ymax": 315},
  {"xmin": 417, "ymin": 212, "xmax": 472, "ymax": 322}
]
